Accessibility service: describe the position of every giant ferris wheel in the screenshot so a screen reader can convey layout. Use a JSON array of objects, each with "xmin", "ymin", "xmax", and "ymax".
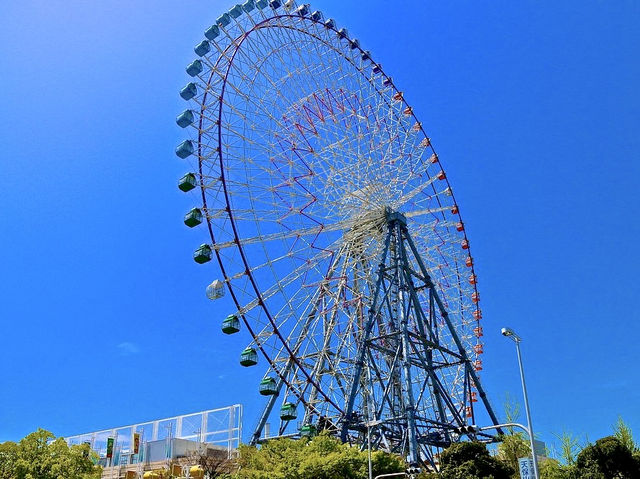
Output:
[{"xmin": 174, "ymin": 0, "xmax": 501, "ymax": 467}]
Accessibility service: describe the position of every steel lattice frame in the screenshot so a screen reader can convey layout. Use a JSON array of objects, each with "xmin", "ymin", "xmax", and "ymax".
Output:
[{"xmin": 176, "ymin": 0, "xmax": 499, "ymax": 467}]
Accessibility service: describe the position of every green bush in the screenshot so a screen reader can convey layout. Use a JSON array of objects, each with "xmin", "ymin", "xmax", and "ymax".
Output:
[
  {"xmin": 235, "ymin": 433, "xmax": 405, "ymax": 479},
  {"xmin": 436, "ymin": 441, "xmax": 513, "ymax": 479}
]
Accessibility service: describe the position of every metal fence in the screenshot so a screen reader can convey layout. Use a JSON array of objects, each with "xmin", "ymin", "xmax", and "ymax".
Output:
[{"xmin": 65, "ymin": 404, "xmax": 242, "ymax": 463}]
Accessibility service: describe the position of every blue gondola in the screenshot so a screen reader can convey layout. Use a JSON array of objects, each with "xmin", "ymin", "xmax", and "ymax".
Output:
[
  {"xmin": 229, "ymin": 4, "xmax": 243, "ymax": 18},
  {"xmin": 186, "ymin": 60, "xmax": 203, "ymax": 77},
  {"xmin": 180, "ymin": 82, "xmax": 197, "ymax": 100},
  {"xmin": 205, "ymin": 25, "xmax": 220, "ymax": 40},
  {"xmin": 175, "ymin": 140, "xmax": 194, "ymax": 159},
  {"xmin": 176, "ymin": 110, "xmax": 194, "ymax": 128},
  {"xmin": 194, "ymin": 40, "xmax": 210, "ymax": 57},
  {"xmin": 216, "ymin": 13, "xmax": 231, "ymax": 27},
  {"xmin": 242, "ymin": 0, "xmax": 256, "ymax": 12}
]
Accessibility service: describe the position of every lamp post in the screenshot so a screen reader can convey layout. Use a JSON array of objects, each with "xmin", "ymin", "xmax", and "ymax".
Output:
[
  {"xmin": 365, "ymin": 419, "xmax": 383, "ymax": 479},
  {"xmin": 374, "ymin": 473, "xmax": 408, "ymax": 479},
  {"xmin": 501, "ymin": 327, "xmax": 539, "ymax": 479}
]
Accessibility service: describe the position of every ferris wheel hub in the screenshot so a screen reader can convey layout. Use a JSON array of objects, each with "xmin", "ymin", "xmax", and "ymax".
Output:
[{"xmin": 384, "ymin": 207, "xmax": 407, "ymax": 226}]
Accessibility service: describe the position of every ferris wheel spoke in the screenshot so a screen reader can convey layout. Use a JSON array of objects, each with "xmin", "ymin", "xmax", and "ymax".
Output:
[
  {"xmin": 404, "ymin": 206, "xmax": 453, "ymax": 219},
  {"xmin": 233, "ymin": 231, "xmax": 350, "ymax": 328},
  {"xmin": 289, "ymin": 243, "xmax": 361, "ymax": 375},
  {"xmin": 242, "ymin": 21, "xmax": 402, "ymax": 163},
  {"xmin": 220, "ymin": 44, "xmax": 424, "ymax": 227},
  {"xmin": 250, "ymin": 237, "xmax": 379, "ymax": 410},
  {"xmin": 211, "ymin": 216, "xmax": 349, "ymax": 251}
]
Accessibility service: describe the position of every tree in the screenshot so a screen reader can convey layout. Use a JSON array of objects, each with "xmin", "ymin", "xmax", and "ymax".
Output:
[
  {"xmin": 495, "ymin": 393, "xmax": 533, "ymax": 478},
  {"xmin": 496, "ymin": 432, "xmax": 531, "ymax": 476},
  {"xmin": 432, "ymin": 441, "xmax": 513, "ymax": 479},
  {"xmin": 0, "ymin": 428, "xmax": 101, "ymax": 479},
  {"xmin": 503, "ymin": 392, "xmax": 522, "ymax": 435},
  {"xmin": 538, "ymin": 458, "xmax": 572, "ymax": 479},
  {"xmin": 552, "ymin": 431, "xmax": 580, "ymax": 467},
  {"xmin": 573, "ymin": 436, "xmax": 639, "ymax": 479},
  {"xmin": 176, "ymin": 447, "xmax": 235, "ymax": 478},
  {"xmin": 235, "ymin": 433, "xmax": 405, "ymax": 479},
  {"xmin": 613, "ymin": 416, "xmax": 638, "ymax": 454},
  {"xmin": 0, "ymin": 441, "xmax": 18, "ymax": 479}
]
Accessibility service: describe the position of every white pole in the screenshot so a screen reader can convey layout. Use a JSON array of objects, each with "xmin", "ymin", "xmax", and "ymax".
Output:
[
  {"xmin": 112, "ymin": 432, "xmax": 118, "ymax": 479},
  {"xmin": 368, "ymin": 424, "xmax": 373, "ymax": 479},
  {"xmin": 514, "ymin": 340, "xmax": 540, "ymax": 479},
  {"xmin": 374, "ymin": 473, "xmax": 407, "ymax": 479}
]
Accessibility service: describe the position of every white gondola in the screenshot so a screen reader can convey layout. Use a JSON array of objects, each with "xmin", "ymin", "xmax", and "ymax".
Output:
[{"xmin": 206, "ymin": 279, "xmax": 225, "ymax": 300}]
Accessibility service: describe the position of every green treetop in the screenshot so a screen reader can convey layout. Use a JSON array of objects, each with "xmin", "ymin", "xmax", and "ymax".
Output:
[{"xmin": 0, "ymin": 428, "xmax": 101, "ymax": 479}]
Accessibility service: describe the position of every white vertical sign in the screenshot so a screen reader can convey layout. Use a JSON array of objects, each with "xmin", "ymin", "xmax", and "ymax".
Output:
[{"xmin": 518, "ymin": 457, "xmax": 534, "ymax": 479}]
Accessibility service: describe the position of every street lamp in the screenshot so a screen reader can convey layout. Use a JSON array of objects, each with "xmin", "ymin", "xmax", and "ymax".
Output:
[
  {"xmin": 365, "ymin": 419, "xmax": 383, "ymax": 479},
  {"xmin": 374, "ymin": 473, "xmax": 408, "ymax": 479},
  {"xmin": 501, "ymin": 327, "xmax": 539, "ymax": 479}
]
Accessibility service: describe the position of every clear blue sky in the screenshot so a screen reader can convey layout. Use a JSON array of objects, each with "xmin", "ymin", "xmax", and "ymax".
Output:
[{"xmin": 1, "ymin": 0, "xmax": 639, "ymax": 454}]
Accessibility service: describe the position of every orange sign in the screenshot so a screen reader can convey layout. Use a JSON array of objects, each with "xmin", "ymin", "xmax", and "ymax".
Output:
[{"xmin": 132, "ymin": 433, "xmax": 140, "ymax": 454}]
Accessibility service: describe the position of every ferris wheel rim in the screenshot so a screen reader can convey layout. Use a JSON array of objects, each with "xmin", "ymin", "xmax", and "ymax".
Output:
[
  {"xmin": 208, "ymin": 14, "xmax": 355, "ymax": 414},
  {"xmin": 194, "ymin": 18, "xmax": 336, "ymax": 415},
  {"xmin": 193, "ymin": 7, "xmax": 483, "ymax": 418}
]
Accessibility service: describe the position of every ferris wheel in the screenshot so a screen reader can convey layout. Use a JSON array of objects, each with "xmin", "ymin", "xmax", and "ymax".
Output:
[{"xmin": 175, "ymin": 0, "xmax": 500, "ymax": 467}]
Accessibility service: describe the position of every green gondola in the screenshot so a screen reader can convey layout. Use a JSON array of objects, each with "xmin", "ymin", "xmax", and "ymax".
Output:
[
  {"xmin": 184, "ymin": 208, "xmax": 203, "ymax": 228},
  {"xmin": 222, "ymin": 315, "xmax": 240, "ymax": 334},
  {"xmin": 259, "ymin": 377, "xmax": 277, "ymax": 395},
  {"xmin": 240, "ymin": 347, "xmax": 258, "ymax": 367},
  {"xmin": 178, "ymin": 172, "xmax": 197, "ymax": 192},
  {"xmin": 280, "ymin": 402, "xmax": 297, "ymax": 421},
  {"xmin": 193, "ymin": 244, "xmax": 212, "ymax": 264},
  {"xmin": 300, "ymin": 424, "xmax": 316, "ymax": 437}
]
